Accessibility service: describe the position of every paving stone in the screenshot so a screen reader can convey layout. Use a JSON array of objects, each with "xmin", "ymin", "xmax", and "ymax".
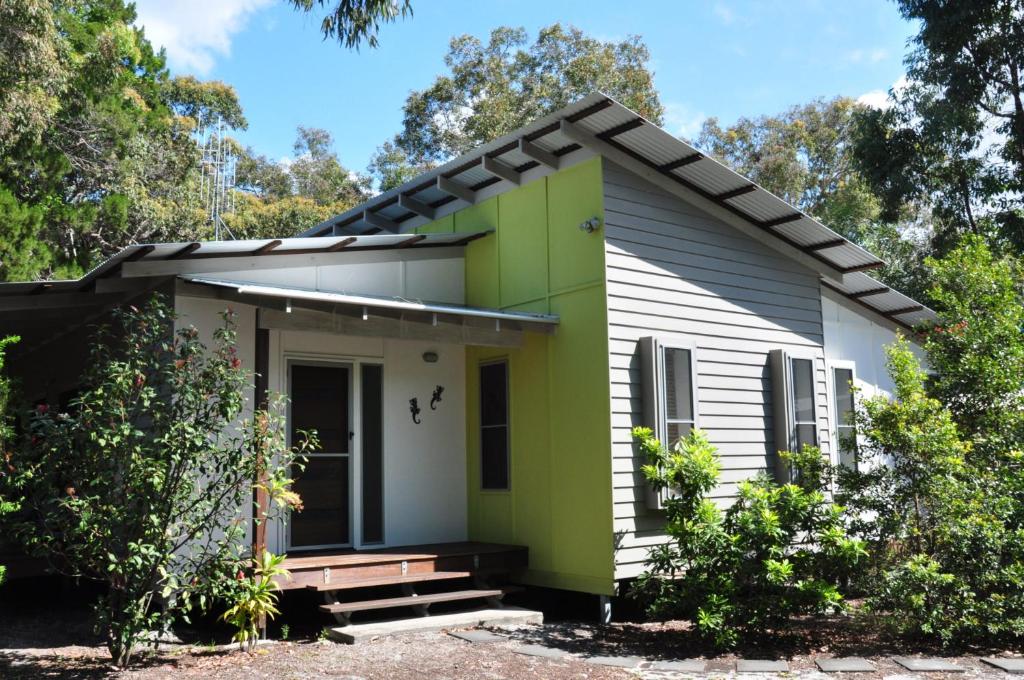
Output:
[
  {"xmin": 816, "ymin": 657, "xmax": 876, "ymax": 672},
  {"xmin": 982, "ymin": 657, "xmax": 1024, "ymax": 674},
  {"xmin": 648, "ymin": 659, "xmax": 707, "ymax": 673},
  {"xmin": 737, "ymin": 659, "xmax": 790, "ymax": 673},
  {"xmin": 891, "ymin": 657, "xmax": 966, "ymax": 672},
  {"xmin": 448, "ymin": 629, "xmax": 505, "ymax": 643},
  {"xmin": 585, "ymin": 654, "xmax": 644, "ymax": 668},
  {"xmin": 512, "ymin": 643, "xmax": 569, "ymax": 660}
]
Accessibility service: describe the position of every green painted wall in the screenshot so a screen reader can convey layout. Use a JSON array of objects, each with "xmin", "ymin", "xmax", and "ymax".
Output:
[{"xmin": 416, "ymin": 157, "xmax": 615, "ymax": 594}]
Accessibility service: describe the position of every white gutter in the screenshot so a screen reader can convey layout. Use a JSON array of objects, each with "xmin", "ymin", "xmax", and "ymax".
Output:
[{"xmin": 181, "ymin": 276, "xmax": 560, "ymax": 326}]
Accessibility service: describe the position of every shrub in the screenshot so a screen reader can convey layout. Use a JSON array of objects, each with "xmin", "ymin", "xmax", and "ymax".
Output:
[
  {"xmin": 221, "ymin": 550, "xmax": 289, "ymax": 652},
  {"xmin": 839, "ymin": 337, "xmax": 1024, "ymax": 645},
  {"xmin": 0, "ymin": 334, "xmax": 19, "ymax": 587},
  {"xmin": 5, "ymin": 296, "xmax": 313, "ymax": 666},
  {"xmin": 632, "ymin": 427, "xmax": 865, "ymax": 648}
]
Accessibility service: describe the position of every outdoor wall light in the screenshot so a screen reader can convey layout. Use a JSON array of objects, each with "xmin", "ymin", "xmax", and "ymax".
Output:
[
  {"xmin": 422, "ymin": 350, "xmax": 439, "ymax": 363},
  {"xmin": 579, "ymin": 216, "xmax": 602, "ymax": 234}
]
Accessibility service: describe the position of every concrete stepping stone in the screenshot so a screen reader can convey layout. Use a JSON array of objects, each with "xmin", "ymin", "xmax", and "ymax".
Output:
[
  {"xmin": 816, "ymin": 657, "xmax": 876, "ymax": 672},
  {"xmin": 448, "ymin": 629, "xmax": 505, "ymax": 643},
  {"xmin": 649, "ymin": 659, "xmax": 707, "ymax": 673},
  {"xmin": 982, "ymin": 657, "xmax": 1024, "ymax": 674},
  {"xmin": 512, "ymin": 643, "xmax": 569, "ymax": 660},
  {"xmin": 737, "ymin": 659, "xmax": 790, "ymax": 673},
  {"xmin": 892, "ymin": 657, "xmax": 965, "ymax": 672},
  {"xmin": 585, "ymin": 654, "xmax": 644, "ymax": 668}
]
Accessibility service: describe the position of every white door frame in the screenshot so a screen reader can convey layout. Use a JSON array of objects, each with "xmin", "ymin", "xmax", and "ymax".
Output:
[{"xmin": 285, "ymin": 356, "xmax": 361, "ymax": 551}]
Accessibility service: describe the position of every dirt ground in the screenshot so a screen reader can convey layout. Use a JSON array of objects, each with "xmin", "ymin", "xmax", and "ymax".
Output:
[{"xmin": 1, "ymin": 588, "xmax": 1020, "ymax": 679}]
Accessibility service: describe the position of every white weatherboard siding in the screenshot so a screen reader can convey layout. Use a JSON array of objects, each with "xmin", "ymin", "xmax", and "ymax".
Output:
[
  {"xmin": 174, "ymin": 296, "xmax": 259, "ymax": 549},
  {"xmin": 821, "ymin": 288, "xmax": 925, "ymax": 401},
  {"xmin": 266, "ymin": 329, "xmax": 467, "ymax": 553},
  {"xmin": 175, "ymin": 295, "xmax": 468, "ymax": 556},
  {"xmin": 602, "ymin": 162, "xmax": 831, "ymax": 580}
]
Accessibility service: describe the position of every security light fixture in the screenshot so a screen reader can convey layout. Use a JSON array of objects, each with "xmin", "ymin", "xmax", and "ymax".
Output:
[{"xmin": 422, "ymin": 351, "xmax": 439, "ymax": 363}]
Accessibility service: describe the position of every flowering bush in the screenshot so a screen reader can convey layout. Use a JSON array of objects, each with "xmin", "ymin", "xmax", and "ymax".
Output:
[{"xmin": 5, "ymin": 296, "xmax": 314, "ymax": 666}]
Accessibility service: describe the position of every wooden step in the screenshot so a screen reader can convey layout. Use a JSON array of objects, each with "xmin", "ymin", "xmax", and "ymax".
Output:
[
  {"xmin": 319, "ymin": 588, "xmax": 505, "ymax": 615},
  {"xmin": 305, "ymin": 570, "xmax": 472, "ymax": 592}
]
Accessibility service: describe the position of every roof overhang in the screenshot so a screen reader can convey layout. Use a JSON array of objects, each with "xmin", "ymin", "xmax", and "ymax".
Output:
[{"xmin": 301, "ymin": 92, "xmax": 935, "ymax": 328}]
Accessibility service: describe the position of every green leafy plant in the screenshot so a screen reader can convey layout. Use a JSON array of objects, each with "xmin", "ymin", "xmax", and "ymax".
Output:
[
  {"xmin": 6, "ymin": 296, "xmax": 313, "ymax": 666},
  {"xmin": 221, "ymin": 551, "xmax": 289, "ymax": 652},
  {"xmin": 632, "ymin": 427, "xmax": 865, "ymax": 649},
  {"xmin": 0, "ymin": 334, "xmax": 19, "ymax": 587},
  {"xmin": 836, "ymin": 240, "xmax": 1024, "ymax": 645}
]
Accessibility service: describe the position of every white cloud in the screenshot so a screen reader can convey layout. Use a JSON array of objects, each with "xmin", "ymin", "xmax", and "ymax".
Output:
[
  {"xmin": 664, "ymin": 102, "xmax": 706, "ymax": 142},
  {"xmin": 857, "ymin": 75, "xmax": 910, "ymax": 110},
  {"xmin": 844, "ymin": 47, "xmax": 889, "ymax": 65},
  {"xmin": 713, "ymin": 3, "xmax": 736, "ymax": 25},
  {"xmin": 133, "ymin": 0, "xmax": 273, "ymax": 75}
]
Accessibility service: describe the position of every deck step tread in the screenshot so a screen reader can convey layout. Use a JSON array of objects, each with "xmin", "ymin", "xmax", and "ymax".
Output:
[
  {"xmin": 284, "ymin": 543, "xmax": 526, "ymax": 570},
  {"xmin": 319, "ymin": 588, "xmax": 504, "ymax": 614},
  {"xmin": 306, "ymin": 570, "xmax": 472, "ymax": 592}
]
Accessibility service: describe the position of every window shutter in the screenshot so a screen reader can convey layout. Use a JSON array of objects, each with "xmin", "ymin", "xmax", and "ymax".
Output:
[
  {"xmin": 639, "ymin": 336, "xmax": 664, "ymax": 509},
  {"xmin": 769, "ymin": 349, "xmax": 795, "ymax": 484}
]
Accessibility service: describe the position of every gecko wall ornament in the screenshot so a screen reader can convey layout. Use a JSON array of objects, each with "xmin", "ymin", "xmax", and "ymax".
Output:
[
  {"xmin": 430, "ymin": 385, "xmax": 444, "ymax": 410},
  {"xmin": 409, "ymin": 397, "xmax": 421, "ymax": 424}
]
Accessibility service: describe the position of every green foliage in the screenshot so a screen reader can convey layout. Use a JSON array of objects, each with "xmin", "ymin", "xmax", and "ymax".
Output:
[
  {"xmin": 838, "ymin": 242, "xmax": 1024, "ymax": 645},
  {"xmin": 393, "ymin": 24, "xmax": 663, "ymax": 164},
  {"xmin": 288, "ymin": 0, "xmax": 412, "ymax": 49},
  {"xmin": 632, "ymin": 427, "xmax": 865, "ymax": 649},
  {"xmin": 0, "ymin": 334, "xmax": 20, "ymax": 587},
  {"xmin": 0, "ymin": 0, "xmax": 246, "ymax": 280},
  {"xmin": 6, "ymin": 296, "xmax": 312, "ymax": 666},
  {"xmin": 921, "ymin": 237, "xmax": 1024, "ymax": 457},
  {"xmin": 851, "ymin": 0, "xmax": 1024, "ymax": 254},
  {"xmin": 221, "ymin": 551, "xmax": 289, "ymax": 652}
]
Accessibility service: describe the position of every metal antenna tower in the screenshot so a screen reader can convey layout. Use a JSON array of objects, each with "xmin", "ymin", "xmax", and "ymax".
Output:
[{"xmin": 197, "ymin": 117, "xmax": 237, "ymax": 240}]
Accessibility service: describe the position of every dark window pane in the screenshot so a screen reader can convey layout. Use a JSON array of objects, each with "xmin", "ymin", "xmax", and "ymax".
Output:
[
  {"xmin": 291, "ymin": 365, "xmax": 349, "ymax": 453},
  {"xmin": 481, "ymin": 426, "xmax": 509, "ymax": 489},
  {"xmin": 291, "ymin": 457, "xmax": 349, "ymax": 547},
  {"xmin": 480, "ymin": 362, "xmax": 508, "ymax": 427},
  {"xmin": 837, "ymin": 426, "xmax": 857, "ymax": 470},
  {"xmin": 791, "ymin": 359, "xmax": 815, "ymax": 424},
  {"xmin": 361, "ymin": 364, "xmax": 384, "ymax": 544},
  {"xmin": 664, "ymin": 348, "xmax": 693, "ymax": 423},
  {"xmin": 796, "ymin": 423, "xmax": 817, "ymax": 449},
  {"xmin": 834, "ymin": 368, "xmax": 854, "ymax": 427}
]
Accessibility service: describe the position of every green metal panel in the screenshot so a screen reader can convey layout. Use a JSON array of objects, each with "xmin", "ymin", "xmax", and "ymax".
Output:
[
  {"xmin": 415, "ymin": 213, "xmax": 453, "ymax": 234},
  {"xmin": 462, "ymin": 157, "xmax": 615, "ymax": 595},
  {"xmin": 458, "ymin": 199, "xmax": 499, "ymax": 309},
  {"xmin": 498, "ymin": 181, "xmax": 549, "ymax": 310},
  {"xmin": 547, "ymin": 159, "xmax": 607, "ymax": 293}
]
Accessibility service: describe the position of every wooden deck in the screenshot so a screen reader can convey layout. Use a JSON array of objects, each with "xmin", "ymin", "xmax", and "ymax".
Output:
[{"xmin": 277, "ymin": 541, "xmax": 528, "ymax": 591}]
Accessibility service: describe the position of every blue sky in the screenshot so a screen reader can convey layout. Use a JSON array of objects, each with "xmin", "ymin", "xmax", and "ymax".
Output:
[{"xmin": 133, "ymin": 0, "xmax": 915, "ymax": 173}]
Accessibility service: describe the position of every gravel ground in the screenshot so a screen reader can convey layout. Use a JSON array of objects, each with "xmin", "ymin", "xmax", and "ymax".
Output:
[{"xmin": 1, "ymin": 594, "xmax": 1021, "ymax": 679}]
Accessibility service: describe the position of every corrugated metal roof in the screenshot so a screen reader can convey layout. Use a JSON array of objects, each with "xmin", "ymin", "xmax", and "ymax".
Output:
[
  {"xmin": 298, "ymin": 93, "xmax": 934, "ymax": 330},
  {"xmin": 0, "ymin": 232, "xmax": 488, "ymax": 296}
]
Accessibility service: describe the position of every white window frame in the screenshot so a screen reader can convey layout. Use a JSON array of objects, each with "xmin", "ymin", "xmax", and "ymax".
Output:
[
  {"xmin": 770, "ymin": 349, "xmax": 822, "ymax": 483},
  {"xmin": 639, "ymin": 336, "xmax": 699, "ymax": 510},
  {"xmin": 828, "ymin": 360, "xmax": 858, "ymax": 472}
]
